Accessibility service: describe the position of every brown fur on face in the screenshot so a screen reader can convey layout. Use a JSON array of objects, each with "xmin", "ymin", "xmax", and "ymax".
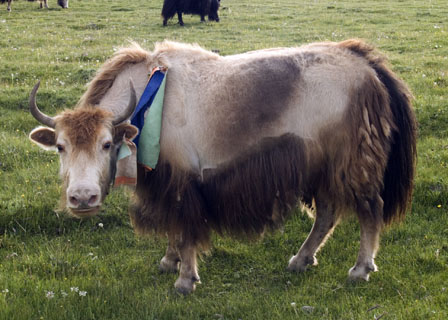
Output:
[
  {"xmin": 55, "ymin": 108, "xmax": 114, "ymax": 151},
  {"xmin": 53, "ymin": 108, "xmax": 115, "ymax": 216}
]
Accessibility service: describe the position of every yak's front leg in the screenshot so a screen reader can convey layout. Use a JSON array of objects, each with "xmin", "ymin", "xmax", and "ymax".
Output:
[
  {"xmin": 349, "ymin": 195, "xmax": 383, "ymax": 281},
  {"xmin": 288, "ymin": 197, "xmax": 339, "ymax": 272},
  {"xmin": 174, "ymin": 244, "xmax": 200, "ymax": 294},
  {"xmin": 177, "ymin": 12, "xmax": 184, "ymax": 26},
  {"xmin": 159, "ymin": 240, "xmax": 180, "ymax": 273}
]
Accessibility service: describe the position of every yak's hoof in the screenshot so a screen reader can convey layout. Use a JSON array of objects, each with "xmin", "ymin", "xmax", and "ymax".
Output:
[
  {"xmin": 287, "ymin": 255, "xmax": 316, "ymax": 272},
  {"xmin": 174, "ymin": 276, "xmax": 200, "ymax": 295},
  {"xmin": 159, "ymin": 257, "xmax": 179, "ymax": 273},
  {"xmin": 348, "ymin": 263, "xmax": 378, "ymax": 281}
]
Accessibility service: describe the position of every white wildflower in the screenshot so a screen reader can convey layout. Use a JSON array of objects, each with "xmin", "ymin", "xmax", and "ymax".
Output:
[
  {"xmin": 98, "ymin": 223, "xmax": 104, "ymax": 228},
  {"xmin": 70, "ymin": 287, "xmax": 79, "ymax": 292},
  {"xmin": 79, "ymin": 291, "xmax": 87, "ymax": 297},
  {"xmin": 46, "ymin": 291, "xmax": 55, "ymax": 299},
  {"xmin": 61, "ymin": 290, "xmax": 68, "ymax": 297},
  {"xmin": 2, "ymin": 289, "xmax": 9, "ymax": 294}
]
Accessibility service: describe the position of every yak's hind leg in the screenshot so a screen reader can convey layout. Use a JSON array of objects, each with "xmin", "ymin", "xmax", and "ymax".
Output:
[
  {"xmin": 174, "ymin": 244, "xmax": 200, "ymax": 294},
  {"xmin": 159, "ymin": 238, "xmax": 180, "ymax": 273},
  {"xmin": 349, "ymin": 194, "xmax": 383, "ymax": 281},
  {"xmin": 288, "ymin": 196, "xmax": 340, "ymax": 272}
]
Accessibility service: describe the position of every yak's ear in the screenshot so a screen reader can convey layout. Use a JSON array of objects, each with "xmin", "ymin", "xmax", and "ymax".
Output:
[
  {"xmin": 113, "ymin": 123, "xmax": 139, "ymax": 144},
  {"xmin": 29, "ymin": 127, "xmax": 57, "ymax": 150}
]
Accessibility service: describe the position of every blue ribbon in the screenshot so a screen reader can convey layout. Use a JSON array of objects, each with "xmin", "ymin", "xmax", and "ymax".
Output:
[{"xmin": 131, "ymin": 70, "xmax": 166, "ymax": 147}]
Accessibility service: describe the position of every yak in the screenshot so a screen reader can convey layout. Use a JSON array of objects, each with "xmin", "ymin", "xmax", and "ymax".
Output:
[
  {"xmin": 161, "ymin": 0, "xmax": 220, "ymax": 26},
  {"xmin": 1, "ymin": 0, "xmax": 69, "ymax": 11},
  {"xmin": 29, "ymin": 39, "xmax": 417, "ymax": 294}
]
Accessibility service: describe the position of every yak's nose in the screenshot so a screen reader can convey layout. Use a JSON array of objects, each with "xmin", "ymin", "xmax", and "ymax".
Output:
[{"xmin": 67, "ymin": 184, "xmax": 101, "ymax": 209}]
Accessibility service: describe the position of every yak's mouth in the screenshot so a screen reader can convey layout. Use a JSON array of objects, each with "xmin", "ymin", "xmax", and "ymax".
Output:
[{"xmin": 69, "ymin": 206, "xmax": 101, "ymax": 218}]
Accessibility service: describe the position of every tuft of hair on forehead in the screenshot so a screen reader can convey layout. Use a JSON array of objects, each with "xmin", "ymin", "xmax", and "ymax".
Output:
[{"xmin": 56, "ymin": 107, "xmax": 114, "ymax": 149}]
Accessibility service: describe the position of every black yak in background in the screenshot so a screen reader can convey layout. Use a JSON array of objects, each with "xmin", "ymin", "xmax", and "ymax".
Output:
[{"xmin": 161, "ymin": 0, "xmax": 220, "ymax": 26}]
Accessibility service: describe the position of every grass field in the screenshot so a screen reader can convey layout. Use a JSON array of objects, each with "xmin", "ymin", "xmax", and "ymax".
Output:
[{"xmin": 1, "ymin": 0, "xmax": 448, "ymax": 319}]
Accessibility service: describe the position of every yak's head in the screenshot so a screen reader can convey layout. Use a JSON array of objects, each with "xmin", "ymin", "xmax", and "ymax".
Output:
[
  {"xmin": 57, "ymin": 0, "xmax": 69, "ymax": 9},
  {"xmin": 208, "ymin": 0, "xmax": 220, "ymax": 22},
  {"xmin": 29, "ymin": 82, "xmax": 138, "ymax": 218}
]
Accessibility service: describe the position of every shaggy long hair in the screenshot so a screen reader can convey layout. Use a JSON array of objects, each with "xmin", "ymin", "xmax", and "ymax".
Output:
[
  {"xmin": 130, "ymin": 134, "xmax": 313, "ymax": 249},
  {"xmin": 337, "ymin": 39, "xmax": 417, "ymax": 223}
]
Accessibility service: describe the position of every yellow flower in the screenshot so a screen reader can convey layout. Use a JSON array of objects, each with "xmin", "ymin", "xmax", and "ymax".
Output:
[{"xmin": 437, "ymin": 204, "xmax": 442, "ymax": 208}]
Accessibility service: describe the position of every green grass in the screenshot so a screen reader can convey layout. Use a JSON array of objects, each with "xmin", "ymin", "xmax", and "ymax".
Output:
[{"xmin": 1, "ymin": 0, "xmax": 448, "ymax": 319}]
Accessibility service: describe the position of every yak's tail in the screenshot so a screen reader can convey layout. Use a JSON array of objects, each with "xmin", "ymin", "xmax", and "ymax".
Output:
[
  {"xmin": 339, "ymin": 39, "xmax": 417, "ymax": 224},
  {"xmin": 376, "ymin": 59, "xmax": 417, "ymax": 224}
]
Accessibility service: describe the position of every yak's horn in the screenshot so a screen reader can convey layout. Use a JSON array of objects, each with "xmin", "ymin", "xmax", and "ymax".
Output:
[
  {"xmin": 29, "ymin": 81, "xmax": 56, "ymax": 128},
  {"xmin": 112, "ymin": 80, "xmax": 137, "ymax": 125}
]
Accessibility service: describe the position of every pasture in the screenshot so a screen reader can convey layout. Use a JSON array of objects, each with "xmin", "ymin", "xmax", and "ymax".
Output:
[{"xmin": 0, "ymin": 0, "xmax": 447, "ymax": 318}]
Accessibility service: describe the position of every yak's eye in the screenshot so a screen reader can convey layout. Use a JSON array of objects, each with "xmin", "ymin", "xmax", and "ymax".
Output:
[
  {"xmin": 56, "ymin": 144, "xmax": 64, "ymax": 152},
  {"xmin": 103, "ymin": 142, "xmax": 112, "ymax": 150}
]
